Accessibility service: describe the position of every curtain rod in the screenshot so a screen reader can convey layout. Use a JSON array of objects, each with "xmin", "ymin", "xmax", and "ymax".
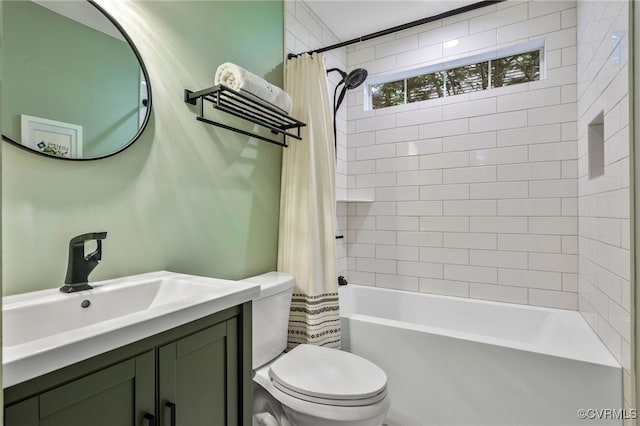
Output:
[{"xmin": 287, "ymin": 0, "xmax": 505, "ymax": 60}]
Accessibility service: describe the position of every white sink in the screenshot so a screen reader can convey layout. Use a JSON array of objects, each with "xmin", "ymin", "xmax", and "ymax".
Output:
[{"xmin": 3, "ymin": 271, "xmax": 260, "ymax": 388}]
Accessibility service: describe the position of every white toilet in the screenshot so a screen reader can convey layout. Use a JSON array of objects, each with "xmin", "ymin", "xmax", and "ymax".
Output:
[{"xmin": 242, "ymin": 272, "xmax": 390, "ymax": 426}]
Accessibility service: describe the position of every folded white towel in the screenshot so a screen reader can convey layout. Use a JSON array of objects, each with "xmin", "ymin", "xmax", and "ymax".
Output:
[{"xmin": 215, "ymin": 62, "xmax": 292, "ymax": 114}]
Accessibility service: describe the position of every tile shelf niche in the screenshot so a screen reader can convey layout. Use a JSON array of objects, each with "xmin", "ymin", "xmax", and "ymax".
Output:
[{"xmin": 184, "ymin": 84, "xmax": 306, "ymax": 147}]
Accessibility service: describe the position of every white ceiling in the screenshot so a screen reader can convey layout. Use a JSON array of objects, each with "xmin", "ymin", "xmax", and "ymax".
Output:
[{"xmin": 305, "ymin": 1, "xmax": 480, "ymax": 42}]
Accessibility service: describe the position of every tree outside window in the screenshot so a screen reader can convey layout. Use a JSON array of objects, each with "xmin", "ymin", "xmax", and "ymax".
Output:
[
  {"xmin": 407, "ymin": 72, "xmax": 444, "ymax": 103},
  {"xmin": 445, "ymin": 62, "xmax": 488, "ymax": 96},
  {"xmin": 491, "ymin": 50, "xmax": 540, "ymax": 88},
  {"xmin": 371, "ymin": 79, "xmax": 404, "ymax": 109}
]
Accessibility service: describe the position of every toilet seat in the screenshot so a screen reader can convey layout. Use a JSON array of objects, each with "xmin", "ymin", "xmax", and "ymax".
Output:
[
  {"xmin": 254, "ymin": 352, "xmax": 391, "ymax": 423},
  {"xmin": 268, "ymin": 344, "xmax": 387, "ymax": 407}
]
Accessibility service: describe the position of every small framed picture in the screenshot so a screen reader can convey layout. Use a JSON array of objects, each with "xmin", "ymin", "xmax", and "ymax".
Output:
[{"xmin": 21, "ymin": 114, "xmax": 83, "ymax": 158}]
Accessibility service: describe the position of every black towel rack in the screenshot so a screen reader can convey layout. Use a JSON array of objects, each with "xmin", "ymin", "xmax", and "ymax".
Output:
[{"xmin": 184, "ymin": 84, "xmax": 306, "ymax": 147}]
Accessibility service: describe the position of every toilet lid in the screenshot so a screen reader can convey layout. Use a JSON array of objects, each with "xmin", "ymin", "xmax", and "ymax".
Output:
[{"xmin": 268, "ymin": 344, "xmax": 387, "ymax": 406}]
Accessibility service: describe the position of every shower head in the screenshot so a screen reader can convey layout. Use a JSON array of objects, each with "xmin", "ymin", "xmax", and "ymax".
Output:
[
  {"xmin": 326, "ymin": 67, "xmax": 369, "ymax": 90},
  {"xmin": 344, "ymin": 68, "xmax": 368, "ymax": 89},
  {"xmin": 326, "ymin": 67, "xmax": 369, "ymax": 114}
]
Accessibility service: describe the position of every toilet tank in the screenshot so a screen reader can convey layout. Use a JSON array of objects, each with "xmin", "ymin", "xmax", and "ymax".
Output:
[{"xmin": 241, "ymin": 272, "xmax": 294, "ymax": 369}]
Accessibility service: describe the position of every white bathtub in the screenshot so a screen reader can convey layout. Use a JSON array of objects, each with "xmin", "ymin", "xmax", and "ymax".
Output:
[{"xmin": 339, "ymin": 285, "xmax": 622, "ymax": 426}]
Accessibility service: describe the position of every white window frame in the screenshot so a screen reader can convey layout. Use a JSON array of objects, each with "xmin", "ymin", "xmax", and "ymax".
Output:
[{"xmin": 364, "ymin": 39, "xmax": 546, "ymax": 111}]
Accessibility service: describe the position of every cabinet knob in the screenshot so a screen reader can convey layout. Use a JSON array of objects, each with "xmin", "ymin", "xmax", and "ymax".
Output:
[{"xmin": 165, "ymin": 401, "xmax": 177, "ymax": 426}]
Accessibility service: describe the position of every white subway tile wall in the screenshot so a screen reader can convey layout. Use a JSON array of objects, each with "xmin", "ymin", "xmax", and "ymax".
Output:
[
  {"xmin": 345, "ymin": 1, "xmax": 580, "ymax": 311},
  {"xmin": 288, "ymin": 0, "xmax": 631, "ymax": 412},
  {"xmin": 576, "ymin": 0, "xmax": 631, "ymax": 410},
  {"xmin": 284, "ymin": 1, "xmax": 349, "ymax": 279}
]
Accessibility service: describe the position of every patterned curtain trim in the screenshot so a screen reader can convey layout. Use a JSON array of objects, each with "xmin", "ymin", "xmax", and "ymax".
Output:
[
  {"xmin": 288, "ymin": 293, "xmax": 341, "ymax": 350},
  {"xmin": 293, "ymin": 292, "xmax": 339, "ymax": 299}
]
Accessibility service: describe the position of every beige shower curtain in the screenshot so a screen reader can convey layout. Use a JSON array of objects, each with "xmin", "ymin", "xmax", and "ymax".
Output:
[{"xmin": 278, "ymin": 53, "xmax": 340, "ymax": 350}]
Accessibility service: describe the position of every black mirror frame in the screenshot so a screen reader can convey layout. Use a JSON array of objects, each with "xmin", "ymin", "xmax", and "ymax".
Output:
[{"xmin": 1, "ymin": 0, "xmax": 153, "ymax": 161}]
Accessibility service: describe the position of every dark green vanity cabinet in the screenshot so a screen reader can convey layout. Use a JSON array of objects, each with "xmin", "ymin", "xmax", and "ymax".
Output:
[{"xmin": 4, "ymin": 303, "xmax": 253, "ymax": 426}]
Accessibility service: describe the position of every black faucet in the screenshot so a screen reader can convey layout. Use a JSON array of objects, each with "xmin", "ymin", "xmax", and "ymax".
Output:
[{"xmin": 60, "ymin": 232, "xmax": 107, "ymax": 293}]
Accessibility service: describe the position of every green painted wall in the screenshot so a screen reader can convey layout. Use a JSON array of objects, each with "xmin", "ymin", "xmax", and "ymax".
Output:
[
  {"xmin": 3, "ymin": 1, "xmax": 141, "ymax": 158},
  {"xmin": 2, "ymin": 0, "xmax": 284, "ymax": 295}
]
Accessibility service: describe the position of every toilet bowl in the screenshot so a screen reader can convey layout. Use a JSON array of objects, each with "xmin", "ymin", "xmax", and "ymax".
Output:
[{"xmin": 242, "ymin": 272, "xmax": 390, "ymax": 426}]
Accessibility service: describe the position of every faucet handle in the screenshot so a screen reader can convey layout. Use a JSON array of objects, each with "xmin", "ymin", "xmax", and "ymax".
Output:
[
  {"xmin": 69, "ymin": 232, "xmax": 107, "ymax": 261},
  {"xmin": 88, "ymin": 239, "xmax": 104, "ymax": 261}
]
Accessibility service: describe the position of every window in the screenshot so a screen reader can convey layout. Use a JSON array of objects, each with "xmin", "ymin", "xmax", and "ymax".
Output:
[{"xmin": 366, "ymin": 42, "xmax": 543, "ymax": 110}]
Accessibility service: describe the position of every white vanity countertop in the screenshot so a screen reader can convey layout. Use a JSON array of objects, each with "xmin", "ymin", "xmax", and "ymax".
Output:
[{"xmin": 3, "ymin": 271, "xmax": 259, "ymax": 388}]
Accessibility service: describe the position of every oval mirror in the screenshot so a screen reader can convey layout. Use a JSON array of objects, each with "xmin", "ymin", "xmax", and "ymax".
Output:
[{"xmin": 2, "ymin": 0, "xmax": 151, "ymax": 160}]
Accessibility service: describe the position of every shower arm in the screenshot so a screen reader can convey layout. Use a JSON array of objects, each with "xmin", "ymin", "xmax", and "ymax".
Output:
[{"xmin": 327, "ymin": 68, "xmax": 347, "ymax": 81}]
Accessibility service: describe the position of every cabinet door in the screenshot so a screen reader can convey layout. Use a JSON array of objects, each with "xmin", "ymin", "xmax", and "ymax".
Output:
[
  {"xmin": 158, "ymin": 318, "xmax": 239, "ymax": 426},
  {"xmin": 5, "ymin": 351, "xmax": 155, "ymax": 426}
]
